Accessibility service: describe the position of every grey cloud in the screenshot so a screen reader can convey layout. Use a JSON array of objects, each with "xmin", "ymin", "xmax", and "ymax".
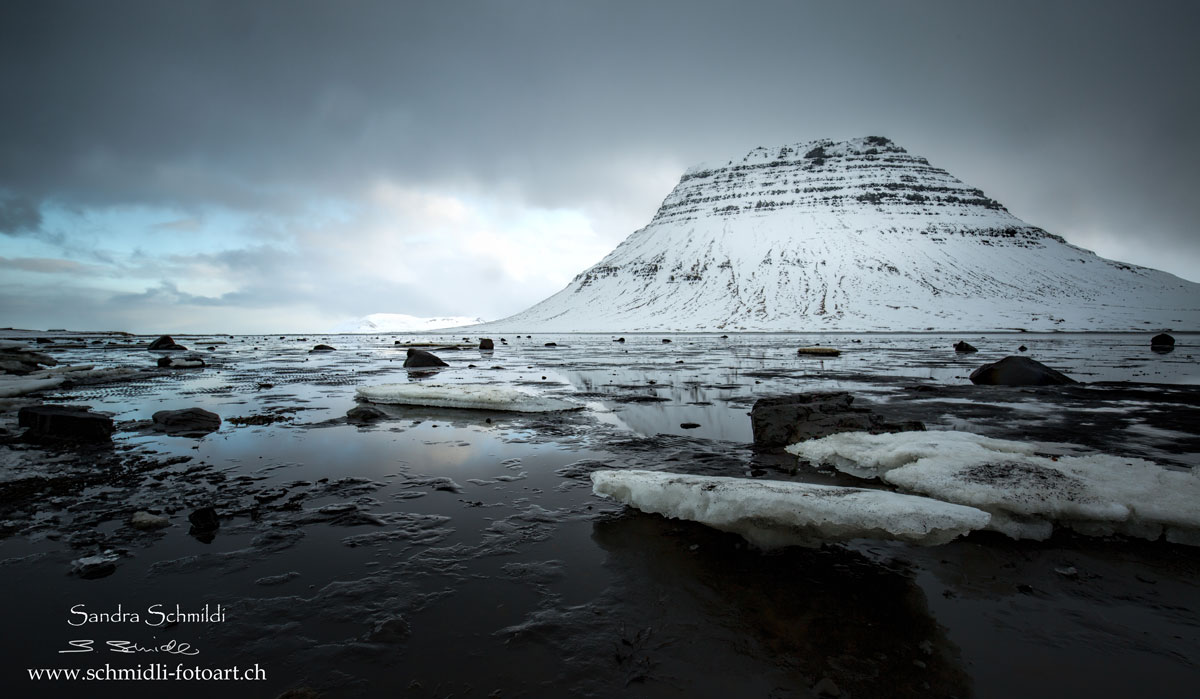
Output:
[
  {"xmin": 0, "ymin": 0, "xmax": 1197, "ymax": 332},
  {"xmin": 0, "ymin": 194, "xmax": 43, "ymax": 235}
]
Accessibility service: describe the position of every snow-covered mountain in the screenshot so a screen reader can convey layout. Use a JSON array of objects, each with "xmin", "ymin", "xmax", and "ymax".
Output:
[
  {"xmin": 333, "ymin": 313, "xmax": 485, "ymax": 334},
  {"xmin": 478, "ymin": 137, "xmax": 1198, "ymax": 332}
]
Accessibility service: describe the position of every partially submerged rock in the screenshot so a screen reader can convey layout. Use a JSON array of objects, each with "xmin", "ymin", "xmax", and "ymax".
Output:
[
  {"xmin": 590, "ymin": 470, "xmax": 990, "ymax": 548},
  {"xmin": 953, "ymin": 341, "xmax": 978, "ymax": 353},
  {"xmin": 130, "ymin": 511, "xmax": 170, "ymax": 530},
  {"xmin": 152, "ymin": 408, "xmax": 221, "ymax": 437},
  {"xmin": 1151, "ymin": 333, "xmax": 1175, "ymax": 353},
  {"xmin": 750, "ymin": 392, "xmax": 923, "ymax": 448},
  {"xmin": 969, "ymin": 356, "xmax": 1075, "ymax": 386},
  {"xmin": 18, "ymin": 404, "xmax": 114, "ymax": 442},
  {"xmin": 157, "ymin": 355, "xmax": 206, "ymax": 369},
  {"xmin": 188, "ymin": 506, "xmax": 220, "ymax": 532},
  {"xmin": 403, "ymin": 348, "xmax": 448, "ymax": 368},
  {"xmin": 148, "ymin": 335, "xmax": 188, "ymax": 351},
  {"xmin": 310, "ymin": 344, "xmax": 336, "ymax": 352},
  {"xmin": 479, "ymin": 338, "xmax": 495, "ymax": 350},
  {"xmin": 797, "ymin": 346, "xmax": 840, "ymax": 356},
  {"xmin": 356, "ymin": 383, "xmax": 581, "ymax": 412},
  {"xmin": 346, "ymin": 405, "xmax": 388, "ymax": 423}
]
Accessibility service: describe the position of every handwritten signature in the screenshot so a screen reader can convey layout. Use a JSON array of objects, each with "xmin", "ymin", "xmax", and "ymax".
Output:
[{"xmin": 59, "ymin": 639, "xmax": 199, "ymax": 655}]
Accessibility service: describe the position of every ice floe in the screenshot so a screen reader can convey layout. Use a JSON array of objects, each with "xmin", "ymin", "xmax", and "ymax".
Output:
[
  {"xmin": 788, "ymin": 431, "xmax": 1200, "ymax": 544},
  {"xmin": 356, "ymin": 383, "xmax": 582, "ymax": 413},
  {"xmin": 590, "ymin": 469, "xmax": 990, "ymax": 548}
]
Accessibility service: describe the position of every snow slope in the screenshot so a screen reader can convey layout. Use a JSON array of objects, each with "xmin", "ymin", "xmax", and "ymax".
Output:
[
  {"xmin": 333, "ymin": 313, "xmax": 485, "ymax": 334},
  {"xmin": 479, "ymin": 137, "xmax": 1198, "ymax": 332}
]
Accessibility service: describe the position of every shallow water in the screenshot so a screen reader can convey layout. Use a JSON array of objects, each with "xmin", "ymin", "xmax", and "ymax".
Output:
[{"xmin": 1, "ymin": 332, "xmax": 1198, "ymax": 698}]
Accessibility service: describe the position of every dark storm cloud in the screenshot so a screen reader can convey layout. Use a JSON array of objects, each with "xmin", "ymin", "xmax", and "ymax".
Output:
[{"xmin": 1, "ymin": 0, "xmax": 1198, "ymax": 322}]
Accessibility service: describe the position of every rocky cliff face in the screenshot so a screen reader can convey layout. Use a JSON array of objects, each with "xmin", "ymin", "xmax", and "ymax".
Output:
[{"xmin": 481, "ymin": 137, "xmax": 1198, "ymax": 332}]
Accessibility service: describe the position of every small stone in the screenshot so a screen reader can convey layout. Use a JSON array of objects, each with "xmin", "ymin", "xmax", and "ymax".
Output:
[
  {"xmin": 347, "ymin": 405, "xmax": 388, "ymax": 423},
  {"xmin": 812, "ymin": 677, "xmax": 841, "ymax": 697},
  {"xmin": 1018, "ymin": 345, "xmax": 1028, "ymax": 352},
  {"xmin": 188, "ymin": 506, "xmax": 220, "ymax": 532},
  {"xmin": 71, "ymin": 553, "xmax": 119, "ymax": 579},
  {"xmin": 130, "ymin": 511, "xmax": 170, "ymax": 530},
  {"xmin": 680, "ymin": 422, "xmax": 701, "ymax": 429},
  {"xmin": 953, "ymin": 341, "xmax": 978, "ymax": 353},
  {"xmin": 310, "ymin": 344, "xmax": 336, "ymax": 352},
  {"xmin": 152, "ymin": 407, "xmax": 221, "ymax": 436}
]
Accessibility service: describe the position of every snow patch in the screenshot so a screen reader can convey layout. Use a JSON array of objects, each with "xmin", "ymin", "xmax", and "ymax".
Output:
[
  {"xmin": 590, "ymin": 469, "xmax": 990, "ymax": 548},
  {"xmin": 356, "ymin": 383, "xmax": 582, "ymax": 413},
  {"xmin": 333, "ymin": 313, "xmax": 486, "ymax": 333}
]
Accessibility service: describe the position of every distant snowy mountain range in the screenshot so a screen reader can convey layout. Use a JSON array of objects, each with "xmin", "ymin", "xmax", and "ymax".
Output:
[
  {"xmin": 333, "ymin": 313, "xmax": 485, "ymax": 334},
  {"xmin": 471, "ymin": 136, "xmax": 1198, "ymax": 332}
]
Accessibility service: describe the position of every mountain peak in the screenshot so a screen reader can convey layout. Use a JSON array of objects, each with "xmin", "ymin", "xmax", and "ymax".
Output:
[{"xmin": 477, "ymin": 138, "xmax": 1198, "ymax": 332}]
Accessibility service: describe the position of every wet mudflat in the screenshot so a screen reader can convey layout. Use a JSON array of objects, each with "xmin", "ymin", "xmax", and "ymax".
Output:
[{"xmin": 0, "ymin": 331, "xmax": 1197, "ymax": 698}]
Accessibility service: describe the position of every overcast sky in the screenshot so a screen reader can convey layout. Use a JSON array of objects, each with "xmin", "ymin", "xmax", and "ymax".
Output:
[{"xmin": 1, "ymin": 0, "xmax": 1197, "ymax": 333}]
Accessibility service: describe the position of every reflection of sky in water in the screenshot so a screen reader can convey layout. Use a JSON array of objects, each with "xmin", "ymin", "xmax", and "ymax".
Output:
[{"xmin": 3, "ymin": 331, "xmax": 1199, "ymax": 697}]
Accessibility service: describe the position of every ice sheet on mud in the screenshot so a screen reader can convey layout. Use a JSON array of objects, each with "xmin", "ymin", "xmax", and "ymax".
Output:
[
  {"xmin": 355, "ymin": 382, "xmax": 582, "ymax": 413},
  {"xmin": 591, "ymin": 469, "xmax": 989, "ymax": 548},
  {"xmin": 788, "ymin": 430, "xmax": 1200, "ymax": 543}
]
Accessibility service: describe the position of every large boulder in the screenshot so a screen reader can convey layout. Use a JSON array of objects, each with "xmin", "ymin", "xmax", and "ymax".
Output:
[
  {"xmin": 148, "ymin": 335, "xmax": 188, "ymax": 351},
  {"xmin": 152, "ymin": 408, "xmax": 221, "ymax": 437},
  {"xmin": 750, "ymin": 392, "xmax": 924, "ymax": 448},
  {"xmin": 310, "ymin": 344, "xmax": 336, "ymax": 352},
  {"xmin": 969, "ymin": 356, "xmax": 1076, "ymax": 386},
  {"xmin": 479, "ymin": 338, "xmax": 495, "ymax": 350},
  {"xmin": 18, "ymin": 404, "xmax": 115, "ymax": 442},
  {"xmin": 1151, "ymin": 333, "xmax": 1175, "ymax": 353},
  {"xmin": 403, "ymin": 348, "xmax": 448, "ymax": 368}
]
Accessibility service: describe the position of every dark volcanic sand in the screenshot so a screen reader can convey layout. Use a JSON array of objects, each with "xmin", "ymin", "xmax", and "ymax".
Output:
[{"xmin": 0, "ymin": 332, "xmax": 1197, "ymax": 698}]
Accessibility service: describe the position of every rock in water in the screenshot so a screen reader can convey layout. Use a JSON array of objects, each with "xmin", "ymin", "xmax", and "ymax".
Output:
[
  {"xmin": 749, "ymin": 392, "xmax": 923, "ymax": 447},
  {"xmin": 188, "ymin": 507, "xmax": 220, "ymax": 532},
  {"xmin": 157, "ymin": 355, "xmax": 206, "ymax": 368},
  {"xmin": 148, "ymin": 335, "xmax": 188, "ymax": 351},
  {"xmin": 152, "ymin": 408, "xmax": 221, "ymax": 437},
  {"xmin": 403, "ymin": 348, "xmax": 448, "ymax": 368},
  {"xmin": 346, "ymin": 405, "xmax": 388, "ymax": 423},
  {"xmin": 969, "ymin": 356, "xmax": 1076, "ymax": 386},
  {"xmin": 130, "ymin": 511, "xmax": 170, "ymax": 530},
  {"xmin": 954, "ymin": 341, "xmax": 978, "ymax": 353},
  {"xmin": 1151, "ymin": 333, "xmax": 1175, "ymax": 353},
  {"xmin": 310, "ymin": 344, "xmax": 336, "ymax": 352},
  {"xmin": 479, "ymin": 338, "xmax": 495, "ymax": 350},
  {"xmin": 18, "ymin": 404, "xmax": 115, "ymax": 442}
]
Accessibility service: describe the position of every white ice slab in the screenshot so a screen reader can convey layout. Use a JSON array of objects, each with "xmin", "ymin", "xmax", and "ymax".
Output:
[
  {"xmin": 356, "ymin": 382, "xmax": 582, "ymax": 413},
  {"xmin": 590, "ymin": 469, "xmax": 990, "ymax": 548},
  {"xmin": 789, "ymin": 430, "xmax": 1200, "ymax": 544},
  {"xmin": 0, "ymin": 375, "xmax": 65, "ymax": 397}
]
